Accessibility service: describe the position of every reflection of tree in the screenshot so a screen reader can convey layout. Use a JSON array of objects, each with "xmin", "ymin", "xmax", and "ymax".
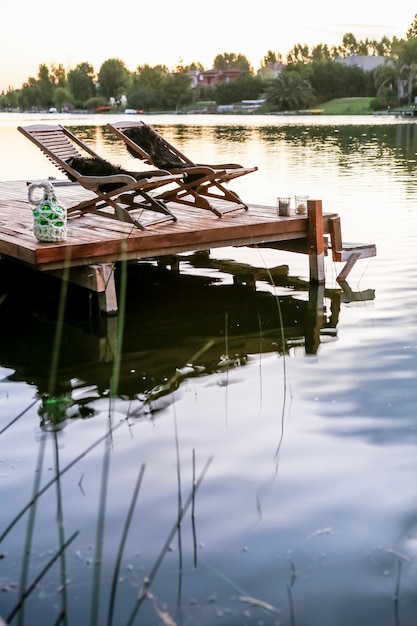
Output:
[
  {"xmin": 257, "ymin": 123, "xmax": 417, "ymax": 172},
  {"xmin": 0, "ymin": 261, "xmax": 374, "ymax": 423}
]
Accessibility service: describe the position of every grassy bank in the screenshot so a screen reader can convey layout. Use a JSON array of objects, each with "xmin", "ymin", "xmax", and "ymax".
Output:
[{"xmin": 319, "ymin": 97, "xmax": 374, "ymax": 115}]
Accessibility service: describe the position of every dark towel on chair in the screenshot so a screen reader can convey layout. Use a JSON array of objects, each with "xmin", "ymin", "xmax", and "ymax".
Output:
[
  {"xmin": 123, "ymin": 125, "xmax": 185, "ymax": 170},
  {"xmin": 65, "ymin": 156, "xmax": 163, "ymax": 192},
  {"xmin": 123, "ymin": 126, "xmax": 208, "ymax": 186}
]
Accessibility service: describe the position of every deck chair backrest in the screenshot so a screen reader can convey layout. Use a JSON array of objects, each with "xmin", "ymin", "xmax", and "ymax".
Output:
[
  {"xmin": 18, "ymin": 124, "xmax": 104, "ymax": 182},
  {"xmin": 109, "ymin": 120, "xmax": 193, "ymax": 170}
]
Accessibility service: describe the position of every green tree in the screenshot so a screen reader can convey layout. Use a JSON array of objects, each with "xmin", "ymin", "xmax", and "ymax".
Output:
[
  {"xmin": 37, "ymin": 64, "xmax": 55, "ymax": 107},
  {"xmin": 18, "ymin": 77, "xmax": 41, "ymax": 111},
  {"xmin": 67, "ymin": 62, "xmax": 96, "ymax": 107},
  {"xmin": 127, "ymin": 64, "xmax": 168, "ymax": 110},
  {"xmin": 98, "ymin": 58, "xmax": 130, "ymax": 100},
  {"xmin": 266, "ymin": 69, "xmax": 314, "ymax": 111},
  {"xmin": 53, "ymin": 86, "xmax": 73, "ymax": 110},
  {"xmin": 332, "ymin": 33, "xmax": 392, "ymax": 59},
  {"xmin": 307, "ymin": 60, "xmax": 371, "ymax": 102},
  {"xmin": 260, "ymin": 50, "xmax": 282, "ymax": 67},
  {"xmin": 214, "ymin": 74, "xmax": 263, "ymax": 105},
  {"xmin": 370, "ymin": 87, "xmax": 398, "ymax": 111},
  {"xmin": 174, "ymin": 58, "xmax": 204, "ymax": 73},
  {"xmin": 310, "ymin": 44, "xmax": 331, "ymax": 62},
  {"xmin": 375, "ymin": 56, "xmax": 407, "ymax": 102},
  {"xmin": 338, "ymin": 32, "xmax": 359, "ymax": 57},
  {"xmin": 374, "ymin": 36, "xmax": 393, "ymax": 56},
  {"xmin": 213, "ymin": 52, "xmax": 251, "ymax": 72},
  {"xmin": 375, "ymin": 39, "xmax": 417, "ymax": 104},
  {"xmin": 286, "ymin": 44, "xmax": 311, "ymax": 65},
  {"xmin": 50, "ymin": 63, "xmax": 67, "ymax": 88},
  {"xmin": 406, "ymin": 13, "xmax": 417, "ymax": 39},
  {"xmin": 0, "ymin": 87, "xmax": 19, "ymax": 110},
  {"xmin": 395, "ymin": 38, "xmax": 417, "ymax": 103},
  {"xmin": 161, "ymin": 73, "xmax": 193, "ymax": 110}
]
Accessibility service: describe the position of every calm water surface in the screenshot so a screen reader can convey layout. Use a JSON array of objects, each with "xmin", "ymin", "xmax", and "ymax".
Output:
[{"xmin": 1, "ymin": 113, "xmax": 417, "ymax": 625}]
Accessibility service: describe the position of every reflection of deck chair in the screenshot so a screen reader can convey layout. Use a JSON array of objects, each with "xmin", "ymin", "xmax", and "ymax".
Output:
[
  {"xmin": 18, "ymin": 124, "xmax": 183, "ymax": 230},
  {"xmin": 107, "ymin": 120, "xmax": 258, "ymax": 217}
]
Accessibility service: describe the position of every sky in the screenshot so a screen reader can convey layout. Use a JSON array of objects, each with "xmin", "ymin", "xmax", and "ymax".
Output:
[{"xmin": 1, "ymin": 1, "xmax": 416, "ymax": 92}]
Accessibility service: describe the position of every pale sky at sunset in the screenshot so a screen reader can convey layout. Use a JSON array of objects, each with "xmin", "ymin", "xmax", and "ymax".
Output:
[{"xmin": 1, "ymin": 1, "xmax": 416, "ymax": 92}]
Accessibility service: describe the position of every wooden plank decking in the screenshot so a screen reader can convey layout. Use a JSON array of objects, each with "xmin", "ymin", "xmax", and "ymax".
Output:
[{"xmin": 0, "ymin": 180, "xmax": 376, "ymax": 313}]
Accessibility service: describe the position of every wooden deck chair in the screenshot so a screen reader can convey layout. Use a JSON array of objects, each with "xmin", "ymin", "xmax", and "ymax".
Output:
[
  {"xmin": 18, "ymin": 124, "xmax": 183, "ymax": 230},
  {"xmin": 107, "ymin": 120, "xmax": 258, "ymax": 217}
]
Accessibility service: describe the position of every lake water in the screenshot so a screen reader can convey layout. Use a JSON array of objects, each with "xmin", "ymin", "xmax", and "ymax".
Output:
[{"xmin": 1, "ymin": 112, "xmax": 417, "ymax": 626}]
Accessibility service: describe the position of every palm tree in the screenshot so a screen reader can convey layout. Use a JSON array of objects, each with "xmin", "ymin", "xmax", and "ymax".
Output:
[
  {"xmin": 267, "ymin": 70, "xmax": 314, "ymax": 111},
  {"xmin": 375, "ymin": 39, "xmax": 417, "ymax": 105},
  {"xmin": 375, "ymin": 57, "xmax": 407, "ymax": 103}
]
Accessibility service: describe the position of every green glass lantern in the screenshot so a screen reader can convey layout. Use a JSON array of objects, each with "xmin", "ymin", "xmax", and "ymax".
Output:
[{"xmin": 28, "ymin": 180, "xmax": 67, "ymax": 242}]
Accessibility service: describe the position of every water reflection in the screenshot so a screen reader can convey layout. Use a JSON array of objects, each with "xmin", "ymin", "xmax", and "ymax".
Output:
[
  {"xmin": 257, "ymin": 123, "xmax": 417, "ymax": 165},
  {"xmin": 8, "ymin": 114, "xmax": 417, "ymax": 626},
  {"xmin": 0, "ymin": 258, "xmax": 374, "ymax": 433},
  {"xmin": 63, "ymin": 120, "xmax": 417, "ymax": 202}
]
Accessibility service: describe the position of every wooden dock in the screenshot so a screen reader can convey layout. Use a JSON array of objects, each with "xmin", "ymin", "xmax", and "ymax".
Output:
[{"xmin": 0, "ymin": 180, "xmax": 376, "ymax": 314}]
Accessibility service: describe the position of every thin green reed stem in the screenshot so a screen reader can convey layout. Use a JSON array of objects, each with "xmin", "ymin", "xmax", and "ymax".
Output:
[
  {"xmin": 174, "ymin": 412, "xmax": 184, "ymax": 612},
  {"xmin": 260, "ymin": 263, "xmax": 288, "ymax": 459},
  {"xmin": 249, "ymin": 247, "xmax": 289, "ymax": 425},
  {"xmin": 106, "ymin": 464, "xmax": 146, "ymax": 626},
  {"xmin": 125, "ymin": 456, "xmax": 214, "ymax": 626},
  {"xmin": 273, "ymin": 289, "xmax": 288, "ymax": 460},
  {"xmin": 91, "ymin": 257, "xmax": 127, "ymax": 626},
  {"xmin": 90, "ymin": 419, "xmax": 112, "ymax": 626},
  {"xmin": 52, "ymin": 609, "xmax": 66, "ymax": 626},
  {"xmin": 6, "ymin": 530, "xmax": 79, "ymax": 624},
  {"xmin": 0, "ymin": 420, "xmax": 126, "ymax": 543},
  {"xmin": 53, "ymin": 428, "xmax": 69, "ymax": 626},
  {"xmin": 0, "ymin": 398, "xmax": 40, "ymax": 436},
  {"xmin": 17, "ymin": 431, "xmax": 47, "ymax": 626}
]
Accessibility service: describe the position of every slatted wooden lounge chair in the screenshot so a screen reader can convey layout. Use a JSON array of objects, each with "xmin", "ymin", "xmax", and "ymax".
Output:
[
  {"xmin": 18, "ymin": 124, "xmax": 183, "ymax": 230},
  {"xmin": 107, "ymin": 120, "xmax": 258, "ymax": 217}
]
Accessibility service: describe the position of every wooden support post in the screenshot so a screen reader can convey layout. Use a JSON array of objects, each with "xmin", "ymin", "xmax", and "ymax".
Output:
[
  {"xmin": 328, "ymin": 216, "xmax": 376, "ymax": 281},
  {"xmin": 47, "ymin": 262, "xmax": 118, "ymax": 315},
  {"xmin": 328, "ymin": 216, "xmax": 343, "ymax": 262},
  {"xmin": 307, "ymin": 199, "xmax": 325, "ymax": 284},
  {"xmin": 98, "ymin": 315, "xmax": 118, "ymax": 362},
  {"xmin": 336, "ymin": 253, "xmax": 361, "ymax": 282},
  {"xmin": 305, "ymin": 283, "xmax": 325, "ymax": 355},
  {"xmin": 94, "ymin": 263, "xmax": 118, "ymax": 315}
]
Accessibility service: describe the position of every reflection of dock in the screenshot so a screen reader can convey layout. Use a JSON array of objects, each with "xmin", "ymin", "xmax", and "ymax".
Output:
[
  {"xmin": 0, "ymin": 182, "xmax": 375, "ymax": 313},
  {"xmin": 0, "ymin": 263, "xmax": 375, "ymax": 419}
]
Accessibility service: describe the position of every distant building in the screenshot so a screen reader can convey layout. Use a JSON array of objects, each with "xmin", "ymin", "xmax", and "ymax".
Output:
[
  {"xmin": 257, "ymin": 62, "xmax": 285, "ymax": 80},
  {"xmin": 186, "ymin": 70, "xmax": 201, "ymax": 88},
  {"xmin": 337, "ymin": 55, "xmax": 385, "ymax": 72},
  {"xmin": 185, "ymin": 68, "xmax": 246, "ymax": 88},
  {"xmin": 197, "ymin": 68, "xmax": 246, "ymax": 87}
]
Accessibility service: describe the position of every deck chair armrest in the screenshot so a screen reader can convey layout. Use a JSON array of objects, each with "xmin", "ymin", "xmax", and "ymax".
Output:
[
  {"xmin": 170, "ymin": 166, "xmax": 227, "ymax": 178},
  {"xmin": 196, "ymin": 163, "xmax": 258, "ymax": 174},
  {"xmin": 77, "ymin": 173, "xmax": 137, "ymax": 190},
  {"xmin": 195, "ymin": 162, "xmax": 243, "ymax": 169},
  {"xmin": 145, "ymin": 173, "xmax": 183, "ymax": 183}
]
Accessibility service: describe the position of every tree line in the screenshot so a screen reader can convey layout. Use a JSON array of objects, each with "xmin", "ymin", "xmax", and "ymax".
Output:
[{"xmin": 2, "ymin": 15, "xmax": 417, "ymax": 114}]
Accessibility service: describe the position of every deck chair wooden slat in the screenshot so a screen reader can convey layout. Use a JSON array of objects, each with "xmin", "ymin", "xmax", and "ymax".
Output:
[
  {"xmin": 18, "ymin": 124, "xmax": 183, "ymax": 230},
  {"xmin": 107, "ymin": 120, "xmax": 258, "ymax": 218}
]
